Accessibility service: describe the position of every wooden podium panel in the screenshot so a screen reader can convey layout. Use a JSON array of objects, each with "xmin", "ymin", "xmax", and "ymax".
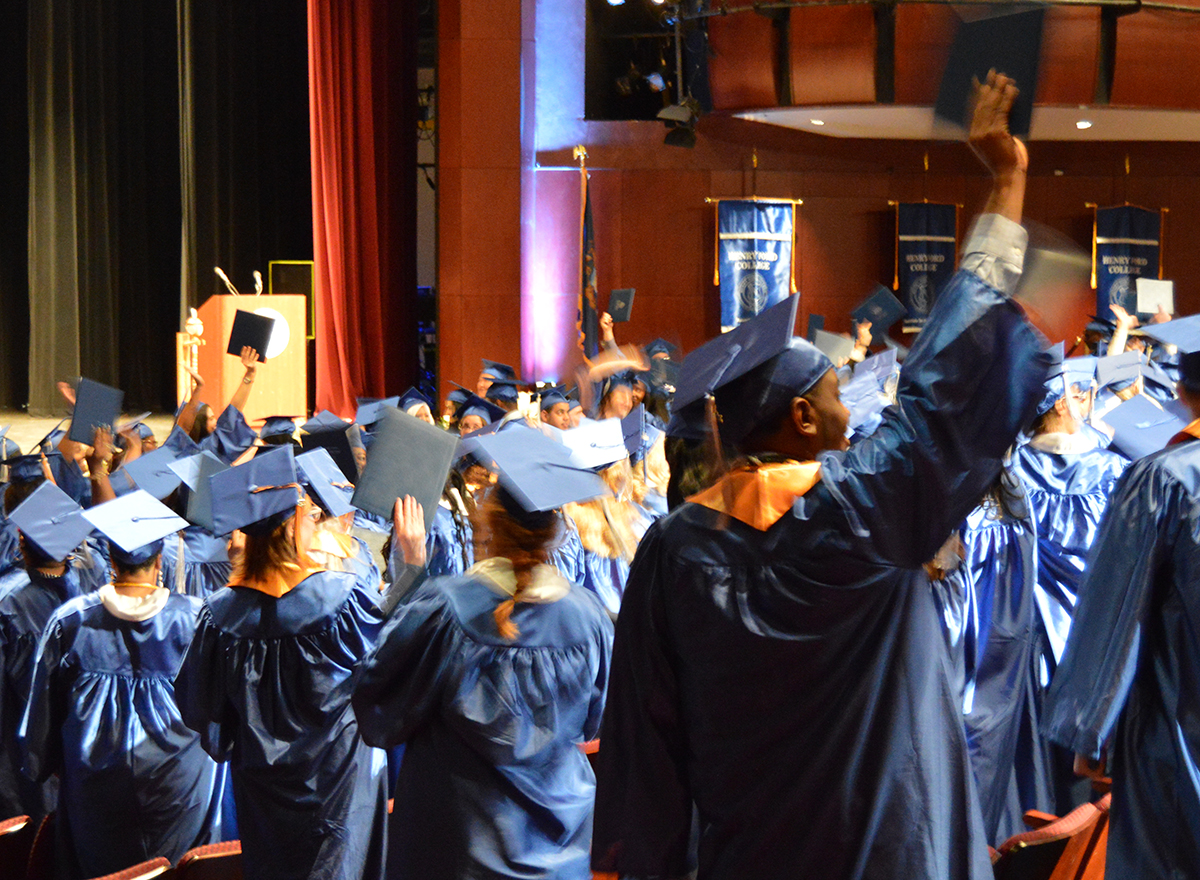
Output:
[{"xmin": 195, "ymin": 295, "xmax": 308, "ymax": 425}]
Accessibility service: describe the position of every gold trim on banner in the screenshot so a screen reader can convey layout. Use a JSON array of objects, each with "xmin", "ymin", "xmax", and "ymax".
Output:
[{"xmin": 709, "ymin": 197, "xmax": 804, "ymax": 288}]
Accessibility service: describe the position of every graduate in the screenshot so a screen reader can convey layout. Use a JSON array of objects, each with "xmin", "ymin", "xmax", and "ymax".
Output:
[
  {"xmin": 957, "ymin": 468, "xmax": 1053, "ymax": 844},
  {"xmin": 296, "ymin": 447, "xmax": 382, "ymax": 594},
  {"xmin": 175, "ymin": 446, "xmax": 388, "ymax": 880},
  {"xmin": 538, "ymin": 385, "xmax": 573, "ymax": 431},
  {"xmin": 352, "ymin": 428, "xmax": 613, "ymax": 880},
  {"xmin": 19, "ymin": 491, "xmax": 228, "ymax": 878},
  {"xmin": 592, "ymin": 73, "xmax": 1050, "ymax": 880},
  {"xmin": 176, "ymin": 346, "xmax": 260, "ymax": 463},
  {"xmin": 1009, "ymin": 352, "xmax": 1128, "ymax": 811},
  {"xmin": 1042, "ymin": 346, "xmax": 1200, "ymax": 879},
  {"xmin": 0, "ymin": 481, "xmax": 92, "ymax": 821},
  {"xmin": 423, "ymin": 467, "xmax": 476, "ymax": 579}
]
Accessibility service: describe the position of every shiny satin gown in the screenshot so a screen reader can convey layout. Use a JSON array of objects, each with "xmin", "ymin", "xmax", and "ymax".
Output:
[
  {"xmin": 593, "ymin": 270, "xmax": 1049, "ymax": 880},
  {"xmin": 20, "ymin": 591, "xmax": 227, "ymax": 878},
  {"xmin": 176, "ymin": 571, "xmax": 388, "ymax": 880},
  {"xmin": 1044, "ymin": 435, "xmax": 1200, "ymax": 879}
]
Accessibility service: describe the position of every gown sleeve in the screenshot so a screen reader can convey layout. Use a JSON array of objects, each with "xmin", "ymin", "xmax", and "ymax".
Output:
[
  {"xmin": 351, "ymin": 583, "xmax": 460, "ymax": 748},
  {"xmin": 592, "ymin": 524, "xmax": 694, "ymax": 877},
  {"xmin": 174, "ymin": 605, "xmax": 238, "ymax": 762},
  {"xmin": 819, "ymin": 268, "xmax": 1048, "ymax": 569},
  {"xmin": 1041, "ymin": 457, "xmax": 1184, "ymax": 759},
  {"xmin": 200, "ymin": 406, "xmax": 256, "ymax": 464},
  {"xmin": 18, "ymin": 615, "xmax": 70, "ymax": 784}
]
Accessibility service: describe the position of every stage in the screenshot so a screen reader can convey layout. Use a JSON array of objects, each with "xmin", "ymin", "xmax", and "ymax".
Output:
[{"xmin": 0, "ymin": 412, "xmax": 179, "ymax": 458}]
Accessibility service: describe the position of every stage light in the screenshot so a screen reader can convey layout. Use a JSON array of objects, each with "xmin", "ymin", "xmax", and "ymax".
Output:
[
  {"xmin": 650, "ymin": 0, "xmax": 667, "ymax": 5},
  {"xmin": 645, "ymin": 72, "xmax": 666, "ymax": 92},
  {"xmin": 657, "ymin": 103, "xmax": 693, "ymax": 123},
  {"xmin": 1076, "ymin": 119, "xmax": 1093, "ymax": 130}
]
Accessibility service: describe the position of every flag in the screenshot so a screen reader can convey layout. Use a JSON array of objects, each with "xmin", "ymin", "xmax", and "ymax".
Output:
[
  {"xmin": 578, "ymin": 174, "xmax": 600, "ymax": 360},
  {"xmin": 895, "ymin": 202, "xmax": 957, "ymax": 333},
  {"xmin": 1093, "ymin": 205, "xmax": 1162, "ymax": 321}
]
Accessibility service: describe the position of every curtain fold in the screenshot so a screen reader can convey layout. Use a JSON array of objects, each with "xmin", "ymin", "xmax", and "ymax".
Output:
[
  {"xmin": 308, "ymin": 0, "xmax": 417, "ymax": 415},
  {"xmin": 0, "ymin": 1, "xmax": 30, "ymax": 409}
]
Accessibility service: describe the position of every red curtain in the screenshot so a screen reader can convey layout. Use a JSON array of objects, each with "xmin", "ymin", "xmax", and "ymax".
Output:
[{"xmin": 308, "ymin": 0, "xmax": 417, "ymax": 416}]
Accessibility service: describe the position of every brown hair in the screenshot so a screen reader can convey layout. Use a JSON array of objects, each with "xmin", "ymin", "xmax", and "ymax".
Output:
[
  {"xmin": 231, "ymin": 519, "xmax": 298, "ymax": 584},
  {"xmin": 471, "ymin": 487, "xmax": 563, "ymax": 640},
  {"xmin": 189, "ymin": 404, "xmax": 214, "ymax": 443}
]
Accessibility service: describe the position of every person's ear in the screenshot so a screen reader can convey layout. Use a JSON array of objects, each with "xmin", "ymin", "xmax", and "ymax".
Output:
[
  {"xmin": 1054, "ymin": 396, "xmax": 1071, "ymax": 418},
  {"xmin": 791, "ymin": 397, "xmax": 820, "ymax": 437}
]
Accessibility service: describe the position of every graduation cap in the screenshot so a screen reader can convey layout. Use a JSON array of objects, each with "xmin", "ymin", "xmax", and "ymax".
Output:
[
  {"xmin": 82, "ymin": 490, "xmax": 187, "ymax": 568},
  {"xmin": 355, "ymin": 397, "xmax": 401, "ymax": 428},
  {"xmin": 1064, "ymin": 356, "xmax": 1097, "ymax": 390},
  {"xmin": 812, "ymin": 330, "xmax": 855, "ymax": 365},
  {"xmin": 1139, "ymin": 314, "xmax": 1200, "ymax": 352},
  {"xmin": 621, "ymin": 404, "xmax": 662, "ymax": 463},
  {"xmin": 300, "ymin": 425, "xmax": 358, "ymax": 483},
  {"xmin": 36, "ymin": 418, "xmax": 68, "ymax": 454},
  {"xmin": 398, "ymin": 387, "xmax": 435, "ymax": 415},
  {"xmin": 258, "ymin": 416, "xmax": 299, "ymax": 443},
  {"xmin": 161, "ymin": 425, "xmax": 201, "ymax": 458},
  {"xmin": 608, "ymin": 288, "xmax": 635, "ymax": 323},
  {"xmin": 67, "ymin": 378, "xmax": 124, "ymax": 445},
  {"xmin": 1096, "ymin": 351, "xmax": 1144, "ymax": 391},
  {"xmin": 934, "ymin": 8, "xmax": 1045, "ymax": 140},
  {"xmin": 446, "ymin": 385, "xmax": 472, "ymax": 408},
  {"xmin": 455, "ymin": 393, "xmax": 506, "ymax": 425},
  {"xmin": 645, "ymin": 338, "xmax": 679, "ymax": 359},
  {"xmin": 226, "ymin": 309, "xmax": 275, "ymax": 362},
  {"xmin": 296, "ymin": 447, "xmax": 356, "ymax": 518},
  {"xmin": 0, "ymin": 427, "xmax": 18, "ymax": 464},
  {"xmin": 480, "ymin": 359, "xmax": 517, "ymax": 382},
  {"xmin": 466, "ymin": 427, "xmax": 607, "ymax": 513},
  {"xmin": 560, "ymin": 417, "xmax": 629, "ymax": 470},
  {"xmin": 538, "ymin": 385, "xmax": 571, "ymax": 411},
  {"xmin": 301, "ymin": 410, "xmax": 351, "ymax": 434},
  {"xmin": 208, "ymin": 445, "xmax": 304, "ymax": 537},
  {"xmin": 351, "ymin": 406, "xmax": 459, "ymax": 522},
  {"xmin": 484, "ymin": 378, "xmax": 520, "ymax": 405},
  {"xmin": 115, "ymin": 446, "xmax": 185, "ymax": 500},
  {"xmin": 1141, "ymin": 358, "xmax": 1176, "ymax": 396},
  {"xmin": 674, "ymin": 295, "xmax": 801, "ymax": 411},
  {"xmin": 4, "ymin": 454, "xmax": 53, "ymax": 486},
  {"xmin": 168, "ymin": 450, "xmax": 229, "ymax": 532},
  {"xmin": 851, "ymin": 285, "xmax": 907, "ymax": 333},
  {"xmin": 1105, "ymin": 395, "xmax": 1185, "ymax": 460},
  {"xmin": 8, "ymin": 481, "xmax": 93, "ymax": 563}
]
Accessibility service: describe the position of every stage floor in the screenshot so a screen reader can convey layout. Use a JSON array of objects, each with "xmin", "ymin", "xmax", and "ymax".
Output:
[{"xmin": 0, "ymin": 411, "xmax": 178, "ymax": 456}]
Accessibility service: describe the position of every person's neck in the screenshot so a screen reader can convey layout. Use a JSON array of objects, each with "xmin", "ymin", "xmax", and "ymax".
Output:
[{"xmin": 1039, "ymin": 414, "xmax": 1079, "ymax": 435}]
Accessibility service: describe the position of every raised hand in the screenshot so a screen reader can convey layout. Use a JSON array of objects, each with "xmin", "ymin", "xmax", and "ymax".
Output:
[
  {"xmin": 392, "ymin": 495, "xmax": 427, "ymax": 567},
  {"xmin": 240, "ymin": 346, "xmax": 260, "ymax": 369},
  {"xmin": 968, "ymin": 69, "xmax": 1028, "ymax": 180}
]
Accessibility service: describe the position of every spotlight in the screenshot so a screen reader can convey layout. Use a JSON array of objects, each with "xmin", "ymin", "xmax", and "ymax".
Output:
[
  {"xmin": 657, "ymin": 103, "xmax": 694, "ymax": 124},
  {"xmin": 645, "ymin": 72, "xmax": 666, "ymax": 92},
  {"xmin": 658, "ymin": 98, "xmax": 700, "ymax": 149}
]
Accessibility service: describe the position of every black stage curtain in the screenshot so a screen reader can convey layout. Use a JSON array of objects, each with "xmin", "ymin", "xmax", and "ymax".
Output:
[
  {"xmin": 19, "ymin": 0, "xmax": 311, "ymax": 415},
  {"xmin": 0, "ymin": 2, "xmax": 30, "ymax": 410}
]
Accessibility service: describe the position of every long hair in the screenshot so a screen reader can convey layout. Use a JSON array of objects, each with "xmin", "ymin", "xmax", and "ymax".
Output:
[
  {"xmin": 471, "ymin": 487, "xmax": 563, "ymax": 640},
  {"xmin": 231, "ymin": 518, "xmax": 298, "ymax": 584},
  {"xmin": 189, "ymin": 404, "xmax": 214, "ymax": 443},
  {"xmin": 564, "ymin": 461, "xmax": 640, "ymax": 563}
]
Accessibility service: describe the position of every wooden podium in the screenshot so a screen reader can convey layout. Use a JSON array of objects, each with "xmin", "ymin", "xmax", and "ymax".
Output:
[{"xmin": 195, "ymin": 295, "xmax": 308, "ymax": 425}]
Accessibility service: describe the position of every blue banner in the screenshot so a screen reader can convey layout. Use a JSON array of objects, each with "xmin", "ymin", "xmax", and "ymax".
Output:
[
  {"xmin": 578, "ymin": 174, "xmax": 600, "ymax": 360},
  {"xmin": 716, "ymin": 200, "xmax": 795, "ymax": 331},
  {"xmin": 896, "ymin": 203, "xmax": 957, "ymax": 332},
  {"xmin": 1094, "ymin": 205, "xmax": 1160, "ymax": 321}
]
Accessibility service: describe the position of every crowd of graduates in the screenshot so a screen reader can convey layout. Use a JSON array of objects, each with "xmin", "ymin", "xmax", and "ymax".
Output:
[{"xmin": 0, "ymin": 74, "xmax": 1197, "ymax": 880}]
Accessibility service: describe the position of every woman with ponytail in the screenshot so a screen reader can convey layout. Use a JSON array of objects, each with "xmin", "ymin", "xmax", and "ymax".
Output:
[{"xmin": 353, "ymin": 429, "xmax": 614, "ymax": 880}]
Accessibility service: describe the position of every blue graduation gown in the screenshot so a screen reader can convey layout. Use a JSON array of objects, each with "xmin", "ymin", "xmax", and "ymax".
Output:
[
  {"xmin": 0, "ymin": 567, "xmax": 82, "ymax": 819},
  {"xmin": 175, "ymin": 571, "xmax": 388, "ymax": 880},
  {"xmin": 549, "ymin": 522, "xmax": 586, "ymax": 584},
  {"xmin": 1010, "ymin": 441, "xmax": 1127, "ymax": 676},
  {"xmin": 957, "ymin": 472, "xmax": 1053, "ymax": 844},
  {"xmin": 159, "ymin": 526, "xmax": 233, "ymax": 598},
  {"xmin": 1043, "ymin": 438, "xmax": 1200, "ymax": 879},
  {"xmin": 593, "ymin": 270, "xmax": 1049, "ymax": 880},
  {"xmin": 579, "ymin": 549, "xmax": 628, "ymax": 615},
  {"xmin": 198, "ymin": 406, "xmax": 257, "ymax": 464},
  {"xmin": 352, "ymin": 570, "xmax": 613, "ymax": 880},
  {"xmin": 20, "ymin": 591, "xmax": 227, "ymax": 879},
  {"xmin": 424, "ymin": 503, "xmax": 473, "ymax": 578}
]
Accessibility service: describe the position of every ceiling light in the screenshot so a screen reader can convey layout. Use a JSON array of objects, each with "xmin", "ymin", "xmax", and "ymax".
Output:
[
  {"xmin": 1076, "ymin": 119, "xmax": 1093, "ymax": 130},
  {"xmin": 810, "ymin": 118, "xmax": 825, "ymax": 126},
  {"xmin": 606, "ymin": 0, "xmax": 625, "ymax": 6}
]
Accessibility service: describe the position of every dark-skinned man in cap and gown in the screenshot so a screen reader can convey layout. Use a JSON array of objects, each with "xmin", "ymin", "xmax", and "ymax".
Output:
[{"xmin": 592, "ymin": 73, "xmax": 1050, "ymax": 880}]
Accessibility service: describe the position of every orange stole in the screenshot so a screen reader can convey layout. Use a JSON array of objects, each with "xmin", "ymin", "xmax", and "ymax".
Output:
[
  {"xmin": 687, "ymin": 460, "xmax": 821, "ymax": 531},
  {"xmin": 1169, "ymin": 417, "xmax": 1200, "ymax": 447},
  {"xmin": 229, "ymin": 561, "xmax": 326, "ymax": 598}
]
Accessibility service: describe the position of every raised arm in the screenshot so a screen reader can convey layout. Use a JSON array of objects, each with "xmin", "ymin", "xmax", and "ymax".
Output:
[{"xmin": 226, "ymin": 346, "xmax": 259, "ymax": 414}]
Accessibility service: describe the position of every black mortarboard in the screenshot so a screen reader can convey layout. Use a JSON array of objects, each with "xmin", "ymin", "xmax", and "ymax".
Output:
[
  {"xmin": 934, "ymin": 9, "xmax": 1045, "ymax": 139},
  {"xmin": 608, "ymin": 288, "xmax": 635, "ymax": 323},
  {"xmin": 67, "ymin": 378, "xmax": 124, "ymax": 445},
  {"xmin": 673, "ymin": 295, "xmax": 801, "ymax": 410},
  {"xmin": 226, "ymin": 309, "xmax": 275, "ymax": 362},
  {"xmin": 9, "ymin": 481, "xmax": 93, "ymax": 562},
  {"xmin": 351, "ymin": 407, "xmax": 459, "ymax": 522},
  {"xmin": 851, "ymin": 285, "xmax": 907, "ymax": 333},
  {"xmin": 82, "ymin": 490, "xmax": 187, "ymax": 567}
]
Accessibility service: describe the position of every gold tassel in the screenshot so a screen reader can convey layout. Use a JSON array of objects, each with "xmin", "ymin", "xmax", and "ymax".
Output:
[
  {"xmin": 1090, "ymin": 204, "xmax": 1098, "ymax": 290},
  {"xmin": 893, "ymin": 203, "xmax": 900, "ymax": 291}
]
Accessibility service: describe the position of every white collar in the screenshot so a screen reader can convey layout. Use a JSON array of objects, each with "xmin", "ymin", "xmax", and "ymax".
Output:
[
  {"xmin": 467, "ymin": 558, "xmax": 570, "ymax": 603},
  {"xmin": 99, "ymin": 583, "xmax": 170, "ymax": 622},
  {"xmin": 1027, "ymin": 431, "xmax": 1098, "ymax": 455}
]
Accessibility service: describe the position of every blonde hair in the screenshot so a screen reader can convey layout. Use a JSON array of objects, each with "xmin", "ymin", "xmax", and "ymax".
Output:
[{"xmin": 564, "ymin": 461, "xmax": 641, "ymax": 563}]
